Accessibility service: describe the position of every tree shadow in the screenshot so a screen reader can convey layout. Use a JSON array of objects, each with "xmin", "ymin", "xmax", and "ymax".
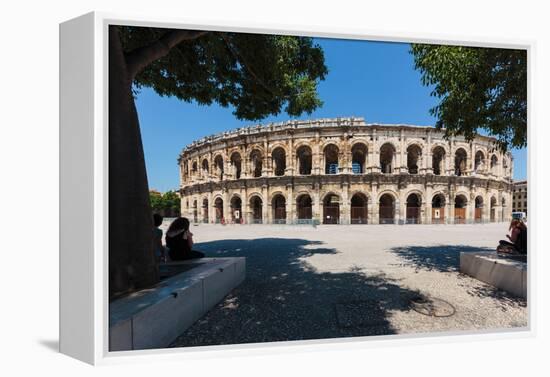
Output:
[
  {"xmin": 170, "ymin": 238, "xmax": 423, "ymax": 348},
  {"xmin": 389, "ymin": 244, "xmax": 494, "ymax": 273},
  {"xmin": 456, "ymin": 274, "xmax": 527, "ymax": 309}
]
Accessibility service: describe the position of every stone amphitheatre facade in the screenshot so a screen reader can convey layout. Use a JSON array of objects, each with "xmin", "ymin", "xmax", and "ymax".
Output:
[{"xmin": 178, "ymin": 117, "xmax": 513, "ymax": 225}]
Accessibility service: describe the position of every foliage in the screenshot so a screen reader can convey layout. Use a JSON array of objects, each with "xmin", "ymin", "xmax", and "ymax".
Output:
[
  {"xmin": 410, "ymin": 44, "xmax": 527, "ymax": 150},
  {"xmin": 150, "ymin": 190, "xmax": 180, "ymax": 214},
  {"xmin": 118, "ymin": 27, "xmax": 328, "ymax": 120}
]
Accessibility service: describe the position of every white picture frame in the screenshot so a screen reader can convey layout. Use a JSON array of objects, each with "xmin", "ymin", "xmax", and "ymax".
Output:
[{"xmin": 59, "ymin": 11, "xmax": 534, "ymax": 365}]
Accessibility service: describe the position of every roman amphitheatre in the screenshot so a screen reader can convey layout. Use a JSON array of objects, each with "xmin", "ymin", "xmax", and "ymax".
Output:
[{"xmin": 178, "ymin": 117, "xmax": 513, "ymax": 225}]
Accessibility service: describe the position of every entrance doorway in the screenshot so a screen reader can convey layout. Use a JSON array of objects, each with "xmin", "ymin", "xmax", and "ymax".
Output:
[
  {"xmin": 379, "ymin": 194, "xmax": 395, "ymax": 224},
  {"xmin": 323, "ymin": 193, "xmax": 340, "ymax": 224}
]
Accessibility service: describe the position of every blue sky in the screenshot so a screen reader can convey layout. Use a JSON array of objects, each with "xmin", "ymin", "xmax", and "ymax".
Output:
[{"xmin": 136, "ymin": 38, "xmax": 527, "ymax": 192}]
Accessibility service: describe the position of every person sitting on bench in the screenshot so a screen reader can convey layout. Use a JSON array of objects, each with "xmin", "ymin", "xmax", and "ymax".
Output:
[
  {"xmin": 497, "ymin": 219, "xmax": 527, "ymax": 255},
  {"xmin": 165, "ymin": 217, "xmax": 205, "ymax": 261}
]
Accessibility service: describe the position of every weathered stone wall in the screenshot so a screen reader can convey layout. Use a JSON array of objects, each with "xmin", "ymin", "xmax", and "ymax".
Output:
[{"xmin": 178, "ymin": 117, "xmax": 513, "ymax": 225}]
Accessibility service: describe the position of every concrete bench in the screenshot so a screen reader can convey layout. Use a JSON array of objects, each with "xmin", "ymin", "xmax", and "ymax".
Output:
[
  {"xmin": 109, "ymin": 257, "xmax": 246, "ymax": 351},
  {"xmin": 460, "ymin": 252, "xmax": 527, "ymax": 299}
]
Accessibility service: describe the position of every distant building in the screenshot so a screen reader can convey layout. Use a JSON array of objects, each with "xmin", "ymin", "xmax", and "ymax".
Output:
[{"xmin": 512, "ymin": 180, "xmax": 527, "ymax": 216}]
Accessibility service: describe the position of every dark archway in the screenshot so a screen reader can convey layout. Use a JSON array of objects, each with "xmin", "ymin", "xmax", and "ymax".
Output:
[
  {"xmin": 431, "ymin": 194, "xmax": 445, "ymax": 224},
  {"xmin": 202, "ymin": 198, "xmax": 209, "ymax": 223},
  {"xmin": 351, "ymin": 143, "xmax": 368, "ymax": 174},
  {"xmin": 296, "ymin": 194, "xmax": 312, "ymax": 221},
  {"xmin": 380, "ymin": 143, "xmax": 395, "ymax": 174},
  {"xmin": 474, "ymin": 151, "xmax": 485, "ymax": 172},
  {"xmin": 230, "ymin": 152, "xmax": 242, "ymax": 179},
  {"xmin": 250, "ymin": 196, "xmax": 263, "ymax": 224},
  {"xmin": 323, "ymin": 193, "xmax": 340, "ymax": 224},
  {"xmin": 230, "ymin": 196, "xmax": 242, "ymax": 224},
  {"xmin": 272, "ymin": 147, "xmax": 286, "ymax": 176},
  {"xmin": 214, "ymin": 155, "xmax": 224, "ymax": 180},
  {"xmin": 214, "ymin": 197, "xmax": 224, "ymax": 223},
  {"xmin": 406, "ymin": 193, "xmax": 421, "ymax": 224},
  {"xmin": 454, "ymin": 148, "xmax": 467, "ymax": 176},
  {"xmin": 296, "ymin": 145, "xmax": 312, "ymax": 175},
  {"xmin": 350, "ymin": 193, "xmax": 368, "ymax": 224},
  {"xmin": 379, "ymin": 194, "xmax": 395, "ymax": 224},
  {"xmin": 272, "ymin": 194, "xmax": 286, "ymax": 224},
  {"xmin": 475, "ymin": 196, "xmax": 483, "ymax": 223},
  {"xmin": 454, "ymin": 195, "xmax": 468, "ymax": 224},
  {"xmin": 250, "ymin": 149, "xmax": 263, "ymax": 178},
  {"xmin": 432, "ymin": 146, "xmax": 445, "ymax": 175},
  {"xmin": 407, "ymin": 144, "xmax": 422, "ymax": 174},
  {"xmin": 324, "ymin": 144, "xmax": 339, "ymax": 174},
  {"xmin": 192, "ymin": 199, "xmax": 198, "ymax": 223}
]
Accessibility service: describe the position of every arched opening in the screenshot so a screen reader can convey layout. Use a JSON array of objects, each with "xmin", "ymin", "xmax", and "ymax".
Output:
[
  {"xmin": 380, "ymin": 143, "xmax": 395, "ymax": 174},
  {"xmin": 474, "ymin": 196, "xmax": 483, "ymax": 223},
  {"xmin": 296, "ymin": 194, "xmax": 312, "ymax": 222},
  {"xmin": 250, "ymin": 196, "xmax": 263, "ymax": 224},
  {"xmin": 432, "ymin": 146, "xmax": 446, "ymax": 175},
  {"xmin": 323, "ymin": 193, "xmax": 340, "ymax": 224},
  {"xmin": 454, "ymin": 195, "xmax": 468, "ymax": 224},
  {"xmin": 192, "ymin": 161, "xmax": 198, "ymax": 177},
  {"xmin": 406, "ymin": 193, "xmax": 421, "ymax": 224},
  {"xmin": 490, "ymin": 155, "xmax": 498, "ymax": 175},
  {"xmin": 431, "ymin": 194, "xmax": 446, "ymax": 224},
  {"xmin": 272, "ymin": 147, "xmax": 286, "ymax": 176},
  {"xmin": 296, "ymin": 145, "xmax": 312, "ymax": 175},
  {"xmin": 324, "ymin": 144, "xmax": 339, "ymax": 174},
  {"xmin": 214, "ymin": 155, "xmax": 224, "ymax": 180},
  {"xmin": 490, "ymin": 196, "xmax": 497, "ymax": 222},
  {"xmin": 202, "ymin": 198, "xmax": 209, "ymax": 223},
  {"xmin": 454, "ymin": 149, "xmax": 467, "ymax": 176},
  {"xmin": 214, "ymin": 197, "xmax": 224, "ymax": 223},
  {"xmin": 350, "ymin": 193, "xmax": 368, "ymax": 224},
  {"xmin": 230, "ymin": 152, "xmax": 242, "ymax": 179},
  {"xmin": 230, "ymin": 196, "xmax": 242, "ymax": 224},
  {"xmin": 351, "ymin": 143, "xmax": 368, "ymax": 174},
  {"xmin": 407, "ymin": 144, "xmax": 422, "ymax": 174},
  {"xmin": 474, "ymin": 151, "xmax": 485, "ymax": 172},
  {"xmin": 272, "ymin": 194, "xmax": 286, "ymax": 224},
  {"xmin": 183, "ymin": 162, "xmax": 189, "ymax": 182},
  {"xmin": 192, "ymin": 199, "xmax": 198, "ymax": 223},
  {"xmin": 379, "ymin": 194, "xmax": 395, "ymax": 224},
  {"xmin": 202, "ymin": 159, "xmax": 209, "ymax": 177},
  {"xmin": 250, "ymin": 149, "xmax": 263, "ymax": 178}
]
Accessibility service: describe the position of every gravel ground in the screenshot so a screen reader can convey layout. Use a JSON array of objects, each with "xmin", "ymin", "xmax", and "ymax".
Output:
[{"xmin": 165, "ymin": 223, "xmax": 527, "ymax": 348}]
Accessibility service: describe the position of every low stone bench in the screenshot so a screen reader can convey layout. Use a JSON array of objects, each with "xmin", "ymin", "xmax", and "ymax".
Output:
[
  {"xmin": 109, "ymin": 257, "xmax": 246, "ymax": 351},
  {"xmin": 460, "ymin": 252, "xmax": 527, "ymax": 299}
]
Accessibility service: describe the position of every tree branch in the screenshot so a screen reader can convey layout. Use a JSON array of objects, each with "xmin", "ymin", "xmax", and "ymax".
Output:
[
  {"xmin": 219, "ymin": 34, "xmax": 277, "ymax": 97},
  {"xmin": 126, "ymin": 29, "xmax": 209, "ymax": 79}
]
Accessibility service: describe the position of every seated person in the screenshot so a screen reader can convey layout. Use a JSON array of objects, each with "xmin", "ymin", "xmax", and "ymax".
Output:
[
  {"xmin": 153, "ymin": 213, "xmax": 166, "ymax": 263},
  {"xmin": 165, "ymin": 217, "xmax": 205, "ymax": 261},
  {"xmin": 497, "ymin": 219, "xmax": 527, "ymax": 255}
]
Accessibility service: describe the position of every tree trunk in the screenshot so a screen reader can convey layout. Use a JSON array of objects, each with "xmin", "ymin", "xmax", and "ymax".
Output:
[{"xmin": 109, "ymin": 26, "xmax": 158, "ymax": 298}]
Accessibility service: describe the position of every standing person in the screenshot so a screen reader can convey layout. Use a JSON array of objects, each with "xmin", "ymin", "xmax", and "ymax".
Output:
[
  {"xmin": 165, "ymin": 217, "xmax": 205, "ymax": 260},
  {"xmin": 152, "ymin": 214, "xmax": 166, "ymax": 263}
]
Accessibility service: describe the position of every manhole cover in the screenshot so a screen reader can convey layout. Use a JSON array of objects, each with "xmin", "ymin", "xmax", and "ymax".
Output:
[
  {"xmin": 410, "ymin": 296, "xmax": 455, "ymax": 317},
  {"xmin": 334, "ymin": 300, "xmax": 387, "ymax": 328}
]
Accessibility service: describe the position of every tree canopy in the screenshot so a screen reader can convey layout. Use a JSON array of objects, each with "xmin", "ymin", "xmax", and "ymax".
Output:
[
  {"xmin": 118, "ymin": 26, "xmax": 328, "ymax": 120},
  {"xmin": 150, "ymin": 190, "xmax": 180, "ymax": 216},
  {"xmin": 410, "ymin": 44, "xmax": 527, "ymax": 150}
]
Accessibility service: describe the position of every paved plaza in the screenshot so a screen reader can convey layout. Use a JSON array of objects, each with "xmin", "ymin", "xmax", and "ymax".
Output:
[{"xmin": 165, "ymin": 222, "xmax": 527, "ymax": 347}]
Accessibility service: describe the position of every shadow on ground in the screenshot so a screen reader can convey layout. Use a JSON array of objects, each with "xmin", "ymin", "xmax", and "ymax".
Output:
[
  {"xmin": 170, "ymin": 238, "xmax": 421, "ymax": 348},
  {"xmin": 390, "ymin": 245, "xmax": 494, "ymax": 272}
]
